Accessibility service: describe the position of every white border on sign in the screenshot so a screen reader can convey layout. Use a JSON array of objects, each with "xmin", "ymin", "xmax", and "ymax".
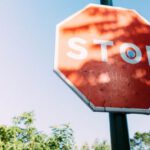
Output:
[{"xmin": 54, "ymin": 3, "xmax": 150, "ymax": 115}]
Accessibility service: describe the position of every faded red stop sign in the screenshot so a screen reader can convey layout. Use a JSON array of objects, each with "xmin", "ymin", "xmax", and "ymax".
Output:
[{"xmin": 54, "ymin": 4, "xmax": 150, "ymax": 114}]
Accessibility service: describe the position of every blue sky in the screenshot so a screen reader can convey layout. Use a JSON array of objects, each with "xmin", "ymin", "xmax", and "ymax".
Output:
[{"xmin": 0, "ymin": 0, "xmax": 150, "ymax": 148}]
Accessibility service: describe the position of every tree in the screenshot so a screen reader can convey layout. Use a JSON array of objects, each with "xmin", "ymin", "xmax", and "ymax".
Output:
[
  {"xmin": 0, "ymin": 112, "xmax": 75, "ymax": 150},
  {"xmin": 47, "ymin": 124, "xmax": 75, "ymax": 150},
  {"xmin": 81, "ymin": 139, "xmax": 110, "ymax": 150},
  {"xmin": 130, "ymin": 131, "xmax": 150, "ymax": 150},
  {"xmin": 92, "ymin": 139, "xmax": 110, "ymax": 150},
  {"xmin": 81, "ymin": 142, "xmax": 90, "ymax": 150}
]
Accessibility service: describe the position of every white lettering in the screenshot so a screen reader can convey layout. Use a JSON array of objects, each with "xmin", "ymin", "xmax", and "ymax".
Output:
[
  {"xmin": 120, "ymin": 43, "xmax": 142, "ymax": 64},
  {"xmin": 93, "ymin": 40, "xmax": 114, "ymax": 62},
  {"xmin": 67, "ymin": 37, "xmax": 87, "ymax": 60},
  {"xmin": 146, "ymin": 46, "xmax": 150, "ymax": 66},
  {"xmin": 67, "ymin": 38, "xmax": 150, "ymax": 66}
]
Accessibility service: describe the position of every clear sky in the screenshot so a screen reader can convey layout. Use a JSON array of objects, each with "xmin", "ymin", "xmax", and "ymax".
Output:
[{"xmin": 0, "ymin": 0, "xmax": 150, "ymax": 148}]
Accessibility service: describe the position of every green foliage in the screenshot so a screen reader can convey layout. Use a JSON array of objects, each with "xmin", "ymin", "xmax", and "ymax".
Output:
[
  {"xmin": 80, "ymin": 142, "xmax": 90, "ymax": 150},
  {"xmin": 0, "ymin": 112, "xmax": 75, "ymax": 150},
  {"xmin": 80, "ymin": 140, "xmax": 110, "ymax": 150},
  {"xmin": 13, "ymin": 112, "xmax": 34, "ymax": 127},
  {"xmin": 130, "ymin": 131, "xmax": 150, "ymax": 150},
  {"xmin": 92, "ymin": 139, "xmax": 110, "ymax": 150},
  {"xmin": 47, "ymin": 124, "xmax": 75, "ymax": 150},
  {"xmin": 1, "ymin": 111, "xmax": 149, "ymax": 150}
]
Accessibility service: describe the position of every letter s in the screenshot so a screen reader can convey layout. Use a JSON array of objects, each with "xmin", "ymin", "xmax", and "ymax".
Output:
[{"xmin": 67, "ymin": 37, "xmax": 87, "ymax": 60}]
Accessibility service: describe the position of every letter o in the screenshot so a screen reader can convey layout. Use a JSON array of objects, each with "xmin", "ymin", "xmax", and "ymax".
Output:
[{"xmin": 120, "ymin": 43, "xmax": 142, "ymax": 64}]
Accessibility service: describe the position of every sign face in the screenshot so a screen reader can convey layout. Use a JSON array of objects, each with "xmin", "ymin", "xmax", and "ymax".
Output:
[{"xmin": 54, "ymin": 4, "xmax": 150, "ymax": 114}]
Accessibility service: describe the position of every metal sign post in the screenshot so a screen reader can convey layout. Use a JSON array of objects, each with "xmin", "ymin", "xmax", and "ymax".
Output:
[
  {"xmin": 109, "ymin": 113, "xmax": 130, "ymax": 150},
  {"xmin": 100, "ymin": 1, "xmax": 130, "ymax": 150},
  {"xmin": 100, "ymin": 0, "xmax": 113, "ymax": 5}
]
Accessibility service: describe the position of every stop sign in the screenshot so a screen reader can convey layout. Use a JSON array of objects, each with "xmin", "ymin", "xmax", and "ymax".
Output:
[{"xmin": 54, "ymin": 4, "xmax": 150, "ymax": 114}]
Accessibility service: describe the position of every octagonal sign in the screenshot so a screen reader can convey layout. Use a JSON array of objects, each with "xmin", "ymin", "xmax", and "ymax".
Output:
[{"xmin": 54, "ymin": 4, "xmax": 150, "ymax": 114}]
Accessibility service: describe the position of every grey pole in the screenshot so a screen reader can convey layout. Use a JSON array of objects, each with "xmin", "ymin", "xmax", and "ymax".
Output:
[{"xmin": 100, "ymin": 0, "xmax": 130, "ymax": 150}]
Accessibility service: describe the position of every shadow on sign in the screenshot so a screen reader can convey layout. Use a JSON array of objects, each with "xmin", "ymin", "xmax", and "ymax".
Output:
[{"xmin": 58, "ymin": 6, "xmax": 150, "ymax": 110}]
